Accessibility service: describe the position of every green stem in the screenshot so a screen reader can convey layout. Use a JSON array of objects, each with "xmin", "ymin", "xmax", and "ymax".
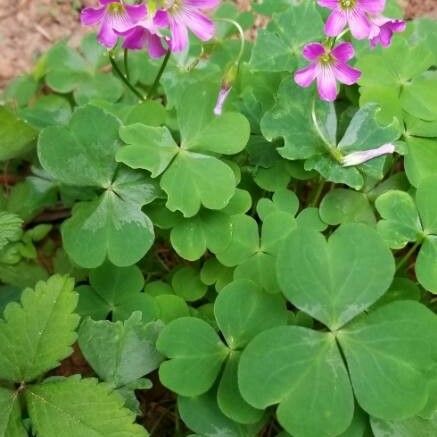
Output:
[
  {"xmin": 396, "ymin": 241, "xmax": 421, "ymax": 272},
  {"xmin": 311, "ymin": 96, "xmax": 341, "ymax": 162},
  {"xmin": 216, "ymin": 18, "xmax": 246, "ymax": 63},
  {"xmin": 123, "ymin": 49, "xmax": 130, "ymax": 81},
  {"xmin": 310, "ymin": 179, "xmax": 326, "ymax": 207},
  {"xmin": 147, "ymin": 50, "xmax": 171, "ymax": 99},
  {"xmin": 109, "ymin": 53, "xmax": 145, "ymax": 101}
]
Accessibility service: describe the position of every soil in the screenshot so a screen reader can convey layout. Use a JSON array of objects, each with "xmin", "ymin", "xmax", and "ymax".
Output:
[{"xmin": 0, "ymin": 0, "xmax": 436, "ymax": 89}]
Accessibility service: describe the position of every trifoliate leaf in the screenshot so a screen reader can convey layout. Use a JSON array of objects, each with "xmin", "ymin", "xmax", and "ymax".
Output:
[
  {"xmin": 375, "ymin": 191, "xmax": 422, "ymax": 249},
  {"xmin": 0, "ymin": 275, "xmax": 79, "ymax": 382},
  {"xmin": 78, "ymin": 312, "xmax": 162, "ymax": 387},
  {"xmin": 404, "ymin": 137, "xmax": 437, "ymax": 188},
  {"xmin": 26, "ymin": 377, "xmax": 148, "ymax": 437},
  {"xmin": 77, "ymin": 262, "xmax": 158, "ymax": 322},
  {"xmin": 62, "ymin": 169, "xmax": 159, "ymax": 268},
  {"xmin": 157, "ymin": 317, "xmax": 229, "ymax": 397}
]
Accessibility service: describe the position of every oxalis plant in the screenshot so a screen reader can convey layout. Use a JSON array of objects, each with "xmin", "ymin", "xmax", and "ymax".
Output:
[{"xmin": 0, "ymin": 0, "xmax": 437, "ymax": 435}]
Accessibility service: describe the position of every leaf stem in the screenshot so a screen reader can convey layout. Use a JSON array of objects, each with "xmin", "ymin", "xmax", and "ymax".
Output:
[
  {"xmin": 396, "ymin": 241, "xmax": 421, "ymax": 272},
  {"xmin": 311, "ymin": 96, "xmax": 341, "ymax": 162},
  {"xmin": 147, "ymin": 50, "xmax": 171, "ymax": 99},
  {"xmin": 310, "ymin": 178, "xmax": 326, "ymax": 207},
  {"xmin": 109, "ymin": 52, "xmax": 145, "ymax": 102},
  {"xmin": 123, "ymin": 49, "xmax": 130, "ymax": 81}
]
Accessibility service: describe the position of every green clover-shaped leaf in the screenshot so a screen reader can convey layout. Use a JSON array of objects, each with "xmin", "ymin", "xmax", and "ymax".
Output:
[
  {"xmin": 262, "ymin": 81, "xmax": 400, "ymax": 189},
  {"xmin": 42, "ymin": 37, "xmax": 123, "ymax": 105},
  {"xmin": 376, "ymin": 175, "xmax": 437, "ymax": 293},
  {"xmin": 158, "ymin": 280, "xmax": 287, "ymax": 422},
  {"xmin": 250, "ymin": 3, "xmax": 323, "ymax": 72},
  {"xmin": 118, "ymin": 83, "xmax": 250, "ymax": 217},
  {"xmin": 358, "ymin": 36, "xmax": 435, "ymax": 124},
  {"xmin": 277, "ymin": 224, "xmax": 395, "ymax": 330},
  {"xmin": 78, "ymin": 312, "xmax": 162, "ymax": 388},
  {"xmin": 77, "ymin": 262, "xmax": 158, "ymax": 322},
  {"xmin": 38, "ymin": 106, "xmax": 159, "ymax": 268},
  {"xmin": 239, "ymin": 326, "xmax": 354, "ymax": 437}
]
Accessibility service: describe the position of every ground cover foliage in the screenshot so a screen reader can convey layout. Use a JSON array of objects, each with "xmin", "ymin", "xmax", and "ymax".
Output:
[{"xmin": 0, "ymin": 0, "xmax": 437, "ymax": 436}]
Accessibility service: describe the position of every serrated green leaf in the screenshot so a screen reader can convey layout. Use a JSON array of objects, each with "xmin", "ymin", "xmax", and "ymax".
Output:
[
  {"xmin": 26, "ymin": 377, "xmax": 148, "ymax": 437},
  {"xmin": 0, "ymin": 212, "xmax": 23, "ymax": 251},
  {"xmin": 0, "ymin": 275, "xmax": 79, "ymax": 382},
  {"xmin": 0, "ymin": 387, "xmax": 26, "ymax": 437}
]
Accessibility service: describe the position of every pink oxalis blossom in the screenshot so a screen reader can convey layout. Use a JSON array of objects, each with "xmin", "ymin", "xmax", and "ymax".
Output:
[
  {"xmin": 294, "ymin": 42, "xmax": 361, "ymax": 102},
  {"xmin": 318, "ymin": 0, "xmax": 386, "ymax": 40},
  {"xmin": 369, "ymin": 15, "xmax": 406, "ymax": 48},
  {"xmin": 81, "ymin": 0, "xmax": 146, "ymax": 48},
  {"xmin": 159, "ymin": 0, "xmax": 220, "ymax": 52}
]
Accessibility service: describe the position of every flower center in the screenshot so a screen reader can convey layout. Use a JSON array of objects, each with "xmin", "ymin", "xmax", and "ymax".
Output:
[
  {"xmin": 108, "ymin": 3, "xmax": 124, "ymax": 14},
  {"xmin": 320, "ymin": 52, "xmax": 333, "ymax": 65},
  {"xmin": 163, "ymin": 0, "xmax": 183, "ymax": 13},
  {"xmin": 339, "ymin": 0, "xmax": 356, "ymax": 10}
]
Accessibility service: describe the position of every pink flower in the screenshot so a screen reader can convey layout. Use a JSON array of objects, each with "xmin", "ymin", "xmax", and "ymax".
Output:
[
  {"xmin": 81, "ymin": 0, "xmax": 146, "ymax": 49},
  {"xmin": 214, "ymin": 85, "xmax": 232, "ymax": 116},
  {"xmin": 294, "ymin": 42, "xmax": 361, "ymax": 102},
  {"xmin": 118, "ymin": 10, "xmax": 168, "ymax": 58},
  {"xmin": 342, "ymin": 143, "xmax": 395, "ymax": 166},
  {"xmin": 369, "ymin": 16, "xmax": 406, "ymax": 48},
  {"xmin": 318, "ymin": 0, "xmax": 386, "ymax": 40},
  {"xmin": 160, "ymin": 0, "xmax": 220, "ymax": 52}
]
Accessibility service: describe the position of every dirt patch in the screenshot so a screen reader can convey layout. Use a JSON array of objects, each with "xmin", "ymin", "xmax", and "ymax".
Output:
[{"xmin": 0, "ymin": 0, "xmax": 436, "ymax": 89}]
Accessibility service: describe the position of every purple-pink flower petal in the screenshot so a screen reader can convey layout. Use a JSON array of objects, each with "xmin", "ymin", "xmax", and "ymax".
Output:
[
  {"xmin": 183, "ymin": 9, "xmax": 216, "ymax": 41},
  {"xmin": 317, "ymin": 67, "xmax": 338, "ymax": 102},
  {"xmin": 302, "ymin": 43, "xmax": 326, "ymax": 61},
  {"xmin": 357, "ymin": 0, "xmax": 386, "ymax": 14},
  {"xmin": 169, "ymin": 18, "xmax": 190, "ymax": 52},
  {"xmin": 81, "ymin": 6, "xmax": 106, "ymax": 26},
  {"xmin": 342, "ymin": 143, "xmax": 395, "ymax": 167},
  {"xmin": 214, "ymin": 85, "xmax": 232, "ymax": 116},
  {"xmin": 325, "ymin": 10, "xmax": 348, "ymax": 37},
  {"xmin": 294, "ymin": 64, "xmax": 318, "ymax": 88},
  {"xmin": 348, "ymin": 9, "xmax": 372, "ymax": 39},
  {"xmin": 331, "ymin": 42, "xmax": 355, "ymax": 62},
  {"xmin": 333, "ymin": 63, "xmax": 361, "ymax": 85},
  {"xmin": 186, "ymin": 0, "xmax": 221, "ymax": 7}
]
